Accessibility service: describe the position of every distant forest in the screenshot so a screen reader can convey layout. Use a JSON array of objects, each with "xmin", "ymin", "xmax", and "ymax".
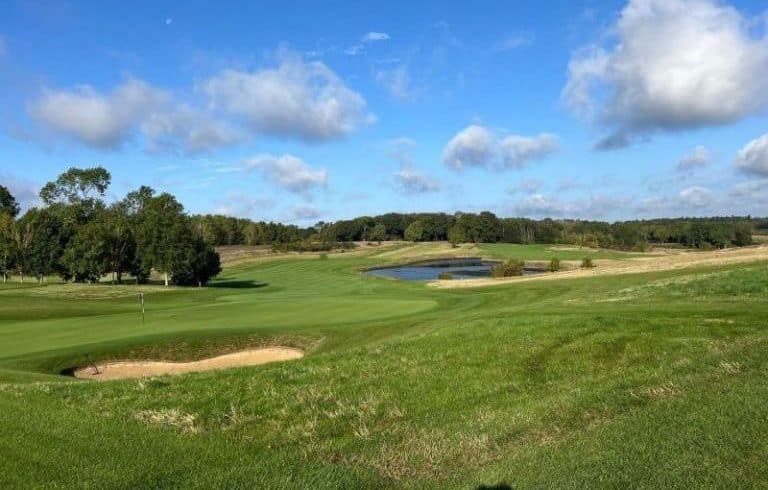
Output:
[
  {"xmin": 1, "ymin": 167, "xmax": 764, "ymax": 285},
  {"xmin": 193, "ymin": 212, "xmax": 760, "ymax": 252}
]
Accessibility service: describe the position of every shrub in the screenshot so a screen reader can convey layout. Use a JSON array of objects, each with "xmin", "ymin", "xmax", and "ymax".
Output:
[
  {"xmin": 438, "ymin": 272, "xmax": 454, "ymax": 280},
  {"xmin": 581, "ymin": 257, "xmax": 595, "ymax": 269},
  {"xmin": 491, "ymin": 259, "xmax": 524, "ymax": 278},
  {"xmin": 548, "ymin": 258, "xmax": 561, "ymax": 272}
]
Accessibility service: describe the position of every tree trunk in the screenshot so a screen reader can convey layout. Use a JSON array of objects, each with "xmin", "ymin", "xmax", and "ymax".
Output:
[
  {"xmin": 20, "ymin": 271, "xmax": 23, "ymax": 284},
  {"xmin": 164, "ymin": 272, "xmax": 169, "ymax": 287}
]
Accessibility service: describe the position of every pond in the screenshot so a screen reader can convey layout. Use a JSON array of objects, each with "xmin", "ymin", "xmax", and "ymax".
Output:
[{"xmin": 366, "ymin": 257, "xmax": 544, "ymax": 281}]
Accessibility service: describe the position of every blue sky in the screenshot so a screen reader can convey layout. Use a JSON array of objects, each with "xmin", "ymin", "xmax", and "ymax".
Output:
[{"xmin": 1, "ymin": 0, "xmax": 767, "ymax": 223}]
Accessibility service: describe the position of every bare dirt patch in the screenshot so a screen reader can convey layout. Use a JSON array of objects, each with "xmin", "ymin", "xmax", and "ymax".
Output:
[
  {"xmin": 430, "ymin": 245, "xmax": 768, "ymax": 289},
  {"xmin": 73, "ymin": 347, "xmax": 304, "ymax": 381}
]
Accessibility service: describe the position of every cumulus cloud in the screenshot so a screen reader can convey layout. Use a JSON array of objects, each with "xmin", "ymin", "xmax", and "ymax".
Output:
[
  {"xmin": 142, "ymin": 105, "xmax": 244, "ymax": 154},
  {"xmin": 563, "ymin": 0, "xmax": 768, "ymax": 149},
  {"xmin": 734, "ymin": 133, "xmax": 768, "ymax": 176},
  {"xmin": 498, "ymin": 133, "xmax": 559, "ymax": 169},
  {"xmin": 442, "ymin": 125, "xmax": 558, "ymax": 170},
  {"xmin": 204, "ymin": 52, "xmax": 368, "ymax": 141},
  {"xmin": 677, "ymin": 145, "xmax": 712, "ymax": 170},
  {"xmin": 30, "ymin": 79, "xmax": 166, "ymax": 149},
  {"xmin": 678, "ymin": 186, "xmax": 714, "ymax": 208},
  {"xmin": 393, "ymin": 168, "xmax": 440, "ymax": 194},
  {"xmin": 442, "ymin": 125, "xmax": 496, "ymax": 169},
  {"xmin": 243, "ymin": 154, "xmax": 327, "ymax": 195}
]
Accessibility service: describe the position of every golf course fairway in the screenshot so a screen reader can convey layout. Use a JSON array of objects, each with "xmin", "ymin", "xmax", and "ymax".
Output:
[{"xmin": 2, "ymin": 242, "xmax": 767, "ymax": 488}]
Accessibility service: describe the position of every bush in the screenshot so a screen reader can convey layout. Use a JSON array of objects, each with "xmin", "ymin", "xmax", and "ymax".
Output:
[
  {"xmin": 438, "ymin": 272, "xmax": 454, "ymax": 280},
  {"xmin": 491, "ymin": 259, "xmax": 524, "ymax": 278},
  {"xmin": 581, "ymin": 257, "xmax": 595, "ymax": 269},
  {"xmin": 548, "ymin": 258, "xmax": 561, "ymax": 272}
]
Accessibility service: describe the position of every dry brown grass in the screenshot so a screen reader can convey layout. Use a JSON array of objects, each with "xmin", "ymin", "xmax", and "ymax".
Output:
[{"xmin": 431, "ymin": 245, "xmax": 768, "ymax": 289}]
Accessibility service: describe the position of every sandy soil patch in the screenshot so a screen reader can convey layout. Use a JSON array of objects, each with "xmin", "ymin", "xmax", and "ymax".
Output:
[
  {"xmin": 430, "ymin": 245, "xmax": 768, "ymax": 289},
  {"xmin": 74, "ymin": 347, "xmax": 304, "ymax": 380}
]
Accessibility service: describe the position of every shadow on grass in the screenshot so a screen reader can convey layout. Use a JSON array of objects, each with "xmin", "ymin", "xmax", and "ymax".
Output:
[
  {"xmin": 208, "ymin": 280, "xmax": 268, "ymax": 289},
  {"xmin": 477, "ymin": 484, "xmax": 512, "ymax": 490}
]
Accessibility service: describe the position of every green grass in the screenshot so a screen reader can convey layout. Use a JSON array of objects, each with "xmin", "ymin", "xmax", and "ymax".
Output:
[{"xmin": 1, "ymin": 245, "xmax": 767, "ymax": 487}]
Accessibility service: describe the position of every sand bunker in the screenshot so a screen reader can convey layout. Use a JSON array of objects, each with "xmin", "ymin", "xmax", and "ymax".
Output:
[{"xmin": 73, "ymin": 347, "xmax": 304, "ymax": 381}]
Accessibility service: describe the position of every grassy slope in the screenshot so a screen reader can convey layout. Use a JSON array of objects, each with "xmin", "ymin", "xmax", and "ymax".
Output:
[{"xmin": 1, "ymin": 243, "xmax": 767, "ymax": 487}]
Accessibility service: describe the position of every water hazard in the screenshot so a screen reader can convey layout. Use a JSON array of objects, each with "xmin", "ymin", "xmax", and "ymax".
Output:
[{"xmin": 366, "ymin": 257, "xmax": 543, "ymax": 281}]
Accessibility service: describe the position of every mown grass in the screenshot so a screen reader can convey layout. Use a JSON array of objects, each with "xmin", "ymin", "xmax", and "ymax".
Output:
[{"xmin": 1, "ymin": 245, "xmax": 767, "ymax": 487}]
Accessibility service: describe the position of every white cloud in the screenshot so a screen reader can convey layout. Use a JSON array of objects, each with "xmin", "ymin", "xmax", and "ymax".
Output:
[
  {"xmin": 243, "ymin": 154, "xmax": 327, "ymax": 195},
  {"xmin": 734, "ymin": 133, "xmax": 768, "ymax": 176},
  {"xmin": 393, "ymin": 168, "xmax": 440, "ymax": 194},
  {"xmin": 142, "ymin": 105, "xmax": 244, "ymax": 154},
  {"xmin": 30, "ymin": 79, "xmax": 166, "ymax": 149},
  {"xmin": 498, "ymin": 133, "xmax": 559, "ymax": 169},
  {"xmin": 677, "ymin": 145, "xmax": 712, "ymax": 170},
  {"xmin": 363, "ymin": 32, "xmax": 390, "ymax": 42},
  {"xmin": 563, "ymin": 0, "xmax": 768, "ymax": 148},
  {"xmin": 678, "ymin": 186, "xmax": 713, "ymax": 208},
  {"xmin": 442, "ymin": 125, "xmax": 558, "ymax": 170},
  {"xmin": 204, "ymin": 52, "xmax": 368, "ymax": 141},
  {"xmin": 375, "ymin": 65, "xmax": 414, "ymax": 101},
  {"xmin": 442, "ymin": 125, "xmax": 495, "ymax": 169}
]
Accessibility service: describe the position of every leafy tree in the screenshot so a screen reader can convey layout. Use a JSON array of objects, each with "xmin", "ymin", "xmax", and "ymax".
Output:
[
  {"xmin": 170, "ymin": 235, "xmax": 222, "ymax": 287},
  {"xmin": 39, "ymin": 166, "xmax": 111, "ymax": 206},
  {"xmin": 12, "ymin": 217, "xmax": 35, "ymax": 283},
  {"xmin": 0, "ymin": 185, "xmax": 20, "ymax": 218},
  {"xmin": 404, "ymin": 220, "xmax": 425, "ymax": 242},
  {"xmin": 0, "ymin": 213, "xmax": 16, "ymax": 283},
  {"xmin": 23, "ymin": 208, "xmax": 69, "ymax": 282},
  {"xmin": 133, "ymin": 193, "xmax": 185, "ymax": 286},
  {"xmin": 368, "ymin": 223, "xmax": 387, "ymax": 242}
]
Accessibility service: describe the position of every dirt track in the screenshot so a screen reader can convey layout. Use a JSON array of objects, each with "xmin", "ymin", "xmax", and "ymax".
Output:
[
  {"xmin": 430, "ymin": 245, "xmax": 768, "ymax": 289},
  {"xmin": 73, "ymin": 347, "xmax": 304, "ymax": 380}
]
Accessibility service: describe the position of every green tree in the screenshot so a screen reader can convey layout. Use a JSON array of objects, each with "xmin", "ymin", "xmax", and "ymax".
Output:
[
  {"xmin": 0, "ymin": 213, "xmax": 16, "ymax": 283},
  {"xmin": 0, "ymin": 185, "xmax": 20, "ymax": 218},
  {"xmin": 404, "ymin": 220, "xmax": 425, "ymax": 242},
  {"xmin": 170, "ymin": 235, "xmax": 222, "ymax": 287},
  {"xmin": 368, "ymin": 223, "xmax": 387, "ymax": 242},
  {"xmin": 39, "ymin": 166, "xmax": 111, "ymax": 207},
  {"xmin": 134, "ymin": 193, "xmax": 185, "ymax": 286}
]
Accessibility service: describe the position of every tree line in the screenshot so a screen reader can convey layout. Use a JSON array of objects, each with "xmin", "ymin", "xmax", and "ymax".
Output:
[
  {"xmin": 0, "ymin": 167, "xmax": 220, "ymax": 286},
  {"xmin": 192, "ymin": 211, "xmax": 756, "ymax": 251}
]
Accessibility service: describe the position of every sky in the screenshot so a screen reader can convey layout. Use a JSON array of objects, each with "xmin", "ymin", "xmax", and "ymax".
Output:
[{"xmin": 1, "ymin": 0, "xmax": 767, "ymax": 224}]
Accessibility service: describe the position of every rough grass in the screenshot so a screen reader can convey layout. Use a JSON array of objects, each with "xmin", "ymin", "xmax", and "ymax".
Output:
[{"xmin": 1, "ymin": 245, "xmax": 767, "ymax": 487}]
